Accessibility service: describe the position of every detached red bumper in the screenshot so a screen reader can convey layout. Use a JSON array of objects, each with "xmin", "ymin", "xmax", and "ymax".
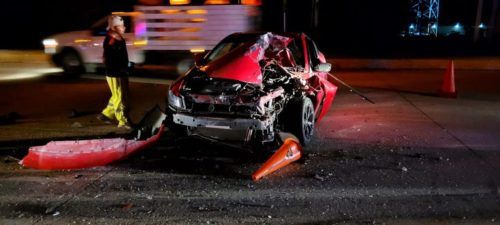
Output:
[{"xmin": 20, "ymin": 125, "xmax": 164, "ymax": 170}]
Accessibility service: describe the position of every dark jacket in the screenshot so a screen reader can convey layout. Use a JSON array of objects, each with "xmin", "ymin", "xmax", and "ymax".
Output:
[{"xmin": 103, "ymin": 31, "xmax": 129, "ymax": 77}]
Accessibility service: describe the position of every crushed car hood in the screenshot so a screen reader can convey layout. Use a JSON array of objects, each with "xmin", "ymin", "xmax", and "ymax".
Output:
[{"xmin": 200, "ymin": 33, "xmax": 292, "ymax": 85}]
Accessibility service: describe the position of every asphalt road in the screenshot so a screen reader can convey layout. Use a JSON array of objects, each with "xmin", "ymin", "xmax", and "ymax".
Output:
[{"xmin": 0, "ymin": 62, "xmax": 500, "ymax": 224}]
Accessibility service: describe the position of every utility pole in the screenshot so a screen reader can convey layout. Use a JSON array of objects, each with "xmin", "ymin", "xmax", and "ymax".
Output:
[
  {"xmin": 487, "ymin": 0, "xmax": 498, "ymax": 41},
  {"xmin": 474, "ymin": 0, "xmax": 499, "ymax": 42},
  {"xmin": 473, "ymin": 0, "xmax": 484, "ymax": 43},
  {"xmin": 282, "ymin": 0, "xmax": 287, "ymax": 32},
  {"xmin": 311, "ymin": 0, "xmax": 319, "ymax": 30}
]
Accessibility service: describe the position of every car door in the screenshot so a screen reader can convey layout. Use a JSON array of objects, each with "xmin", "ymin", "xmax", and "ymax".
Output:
[
  {"xmin": 286, "ymin": 36, "xmax": 307, "ymax": 72},
  {"xmin": 305, "ymin": 36, "xmax": 338, "ymax": 122},
  {"xmin": 305, "ymin": 36, "xmax": 326, "ymax": 79}
]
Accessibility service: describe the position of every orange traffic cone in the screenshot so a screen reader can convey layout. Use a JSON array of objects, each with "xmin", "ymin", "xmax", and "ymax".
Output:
[
  {"xmin": 252, "ymin": 138, "xmax": 302, "ymax": 181},
  {"xmin": 439, "ymin": 60, "xmax": 457, "ymax": 98}
]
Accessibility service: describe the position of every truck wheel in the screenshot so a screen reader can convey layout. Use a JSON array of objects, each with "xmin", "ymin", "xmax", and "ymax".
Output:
[
  {"xmin": 283, "ymin": 97, "xmax": 315, "ymax": 146},
  {"xmin": 60, "ymin": 50, "xmax": 84, "ymax": 76}
]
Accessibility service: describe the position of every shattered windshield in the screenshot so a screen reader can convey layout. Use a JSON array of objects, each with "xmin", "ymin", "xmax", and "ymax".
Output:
[{"xmin": 205, "ymin": 34, "xmax": 258, "ymax": 64}]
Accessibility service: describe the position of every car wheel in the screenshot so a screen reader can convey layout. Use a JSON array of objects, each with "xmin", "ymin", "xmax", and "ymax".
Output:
[
  {"xmin": 60, "ymin": 50, "xmax": 84, "ymax": 76},
  {"xmin": 283, "ymin": 97, "xmax": 315, "ymax": 146}
]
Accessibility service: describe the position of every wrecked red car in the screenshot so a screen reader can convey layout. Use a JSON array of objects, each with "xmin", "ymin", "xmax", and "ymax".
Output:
[{"xmin": 166, "ymin": 32, "xmax": 338, "ymax": 147}]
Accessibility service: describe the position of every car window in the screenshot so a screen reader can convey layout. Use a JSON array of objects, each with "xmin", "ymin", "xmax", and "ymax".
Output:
[
  {"xmin": 205, "ymin": 41, "xmax": 246, "ymax": 63},
  {"xmin": 204, "ymin": 34, "xmax": 257, "ymax": 64},
  {"xmin": 306, "ymin": 38, "xmax": 321, "ymax": 67},
  {"xmin": 287, "ymin": 37, "xmax": 305, "ymax": 67}
]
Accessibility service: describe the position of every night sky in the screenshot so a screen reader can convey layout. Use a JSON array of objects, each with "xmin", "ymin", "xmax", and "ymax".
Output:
[{"xmin": 0, "ymin": 0, "xmax": 496, "ymax": 56}]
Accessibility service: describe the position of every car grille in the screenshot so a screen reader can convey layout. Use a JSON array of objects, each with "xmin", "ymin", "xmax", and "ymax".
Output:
[{"xmin": 186, "ymin": 102, "xmax": 256, "ymax": 117}]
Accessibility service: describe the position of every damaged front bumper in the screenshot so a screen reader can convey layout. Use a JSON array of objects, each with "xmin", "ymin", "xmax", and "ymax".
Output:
[
  {"xmin": 172, "ymin": 113, "xmax": 275, "ymax": 143},
  {"xmin": 172, "ymin": 113, "xmax": 273, "ymax": 130}
]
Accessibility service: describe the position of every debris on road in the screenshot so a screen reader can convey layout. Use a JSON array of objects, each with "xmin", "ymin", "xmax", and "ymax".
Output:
[
  {"xmin": 2, "ymin": 155, "xmax": 20, "ymax": 163},
  {"xmin": 314, "ymin": 174, "xmax": 325, "ymax": 181},
  {"xmin": 20, "ymin": 106, "xmax": 166, "ymax": 170},
  {"xmin": 70, "ymin": 122, "xmax": 84, "ymax": 128},
  {"xmin": 20, "ymin": 126, "xmax": 164, "ymax": 170},
  {"xmin": 122, "ymin": 203, "xmax": 133, "ymax": 211},
  {"xmin": 45, "ymin": 205, "xmax": 58, "ymax": 215},
  {"xmin": 68, "ymin": 109, "xmax": 83, "ymax": 118}
]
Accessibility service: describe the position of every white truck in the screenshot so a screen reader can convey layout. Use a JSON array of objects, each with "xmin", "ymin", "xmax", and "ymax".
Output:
[{"xmin": 43, "ymin": 4, "xmax": 259, "ymax": 75}]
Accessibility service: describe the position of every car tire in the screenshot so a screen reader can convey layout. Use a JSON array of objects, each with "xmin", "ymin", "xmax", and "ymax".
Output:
[
  {"xmin": 60, "ymin": 50, "xmax": 84, "ymax": 76},
  {"xmin": 283, "ymin": 97, "xmax": 315, "ymax": 146}
]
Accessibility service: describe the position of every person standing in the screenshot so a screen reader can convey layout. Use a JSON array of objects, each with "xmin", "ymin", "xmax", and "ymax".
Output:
[{"xmin": 97, "ymin": 15, "xmax": 132, "ymax": 129}]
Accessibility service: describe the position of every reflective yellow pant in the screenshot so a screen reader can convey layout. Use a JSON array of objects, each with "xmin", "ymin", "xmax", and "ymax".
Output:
[{"xmin": 101, "ymin": 76, "xmax": 130, "ymax": 125}]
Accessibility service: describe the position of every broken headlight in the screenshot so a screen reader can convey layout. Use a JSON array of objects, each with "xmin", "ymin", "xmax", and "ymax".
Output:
[{"xmin": 168, "ymin": 90, "xmax": 185, "ymax": 109}]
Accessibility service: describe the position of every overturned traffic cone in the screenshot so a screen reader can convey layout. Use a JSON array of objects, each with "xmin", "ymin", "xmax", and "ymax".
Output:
[
  {"xmin": 439, "ymin": 60, "xmax": 457, "ymax": 98},
  {"xmin": 252, "ymin": 138, "xmax": 302, "ymax": 181}
]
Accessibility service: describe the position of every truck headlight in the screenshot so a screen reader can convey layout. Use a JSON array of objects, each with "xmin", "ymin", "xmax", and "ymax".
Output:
[
  {"xmin": 168, "ymin": 90, "xmax": 185, "ymax": 109},
  {"xmin": 133, "ymin": 39, "xmax": 148, "ymax": 47},
  {"xmin": 42, "ymin": 39, "xmax": 58, "ymax": 54},
  {"xmin": 43, "ymin": 39, "xmax": 58, "ymax": 47}
]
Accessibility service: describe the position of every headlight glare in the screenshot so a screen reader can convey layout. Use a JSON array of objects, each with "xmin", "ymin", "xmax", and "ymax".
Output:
[
  {"xmin": 42, "ymin": 39, "xmax": 58, "ymax": 47},
  {"xmin": 168, "ymin": 90, "xmax": 185, "ymax": 109}
]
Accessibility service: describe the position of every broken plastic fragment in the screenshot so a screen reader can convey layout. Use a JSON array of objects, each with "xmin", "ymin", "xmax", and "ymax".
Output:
[
  {"xmin": 20, "ymin": 125, "xmax": 164, "ymax": 170},
  {"xmin": 21, "ymin": 106, "xmax": 167, "ymax": 170}
]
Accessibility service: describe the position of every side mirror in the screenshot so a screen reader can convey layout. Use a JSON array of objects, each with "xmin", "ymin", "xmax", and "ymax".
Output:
[
  {"xmin": 314, "ymin": 63, "xmax": 332, "ymax": 73},
  {"xmin": 194, "ymin": 52, "xmax": 207, "ymax": 67}
]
